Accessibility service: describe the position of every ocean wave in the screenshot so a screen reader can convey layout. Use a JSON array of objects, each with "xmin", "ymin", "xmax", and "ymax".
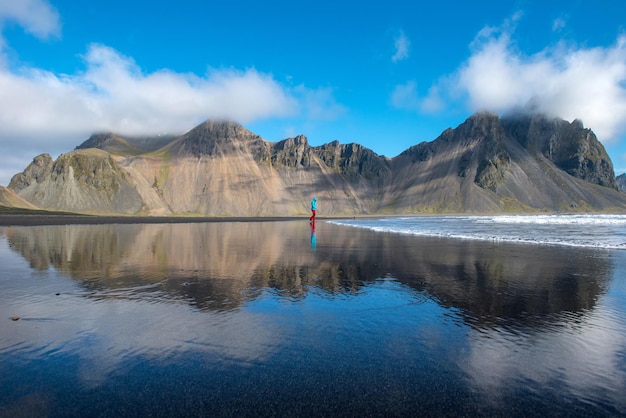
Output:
[
  {"xmin": 476, "ymin": 214, "xmax": 626, "ymax": 225},
  {"xmin": 328, "ymin": 215, "xmax": 626, "ymax": 250}
]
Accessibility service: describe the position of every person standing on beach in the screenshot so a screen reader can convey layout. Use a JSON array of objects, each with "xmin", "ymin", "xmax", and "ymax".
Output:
[{"xmin": 310, "ymin": 197, "xmax": 318, "ymax": 222}]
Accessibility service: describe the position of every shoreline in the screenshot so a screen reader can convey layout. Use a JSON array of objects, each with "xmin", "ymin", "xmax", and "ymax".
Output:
[
  {"xmin": 2, "ymin": 203, "xmax": 625, "ymax": 227},
  {"xmin": 0, "ymin": 214, "xmax": 321, "ymax": 226},
  {"xmin": 0, "ymin": 212, "xmax": 369, "ymax": 226},
  {"xmin": 1, "ymin": 211, "xmax": 624, "ymax": 226}
]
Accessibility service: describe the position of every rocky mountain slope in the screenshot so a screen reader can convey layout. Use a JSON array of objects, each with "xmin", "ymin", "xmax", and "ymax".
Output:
[
  {"xmin": 6, "ymin": 112, "xmax": 626, "ymax": 215},
  {"xmin": 617, "ymin": 174, "xmax": 626, "ymax": 193},
  {"xmin": 0, "ymin": 185, "xmax": 39, "ymax": 209}
]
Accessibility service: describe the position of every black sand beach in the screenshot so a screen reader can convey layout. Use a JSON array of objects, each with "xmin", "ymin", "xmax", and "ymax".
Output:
[
  {"xmin": 0, "ymin": 211, "xmax": 305, "ymax": 226},
  {"xmin": 1, "ymin": 218, "xmax": 625, "ymax": 416}
]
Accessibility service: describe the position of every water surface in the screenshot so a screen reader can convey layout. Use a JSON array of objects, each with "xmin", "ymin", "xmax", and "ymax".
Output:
[
  {"xmin": 330, "ymin": 214, "xmax": 626, "ymax": 249},
  {"xmin": 1, "ymin": 220, "xmax": 625, "ymax": 417}
]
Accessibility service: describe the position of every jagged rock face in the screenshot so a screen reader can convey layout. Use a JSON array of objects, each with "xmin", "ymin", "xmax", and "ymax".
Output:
[
  {"xmin": 439, "ymin": 112, "xmax": 512, "ymax": 192},
  {"xmin": 9, "ymin": 154, "xmax": 54, "ymax": 192},
  {"xmin": 389, "ymin": 113, "xmax": 512, "ymax": 213},
  {"xmin": 76, "ymin": 133, "xmax": 176, "ymax": 155},
  {"xmin": 617, "ymin": 174, "xmax": 626, "ymax": 193},
  {"xmin": 169, "ymin": 120, "xmax": 269, "ymax": 159},
  {"xmin": 502, "ymin": 114, "xmax": 617, "ymax": 190},
  {"xmin": 76, "ymin": 133, "xmax": 136, "ymax": 154},
  {"xmin": 387, "ymin": 112, "xmax": 626, "ymax": 213},
  {"xmin": 10, "ymin": 149, "xmax": 144, "ymax": 214},
  {"xmin": 313, "ymin": 141, "xmax": 392, "ymax": 183},
  {"xmin": 271, "ymin": 135, "xmax": 311, "ymax": 167},
  {"xmin": 0, "ymin": 185, "xmax": 38, "ymax": 209},
  {"xmin": 8, "ymin": 114, "xmax": 626, "ymax": 215}
]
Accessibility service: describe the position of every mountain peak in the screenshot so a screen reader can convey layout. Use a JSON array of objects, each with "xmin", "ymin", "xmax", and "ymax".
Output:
[
  {"xmin": 169, "ymin": 119, "xmax": 266, "ymax": 157},
  {"xmin": 187, "ymin": 120, "xmax": 256, "ymax": 139},
  {"xmin": 7, "ymin": 111, "xmax": 626, "ymax": 215},
  {"xmin": 466, "ymin": 111, "xmax": 500, "ymax": 122},
  {"xmin": 501, "ymin": 112, "xmax": 616, "ymax": 189},
  {"xmin": 76, "ymin": 132, "xmax": 176, "ymax": 155},
  {"xmin": 457, "ymin": 112, "xmax": 503, "ymax": 138}
]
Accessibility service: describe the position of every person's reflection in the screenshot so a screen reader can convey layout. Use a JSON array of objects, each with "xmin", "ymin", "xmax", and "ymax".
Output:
[{"xmin": 310, "ymin": 220, "xmax": 316, "ymax": 251}]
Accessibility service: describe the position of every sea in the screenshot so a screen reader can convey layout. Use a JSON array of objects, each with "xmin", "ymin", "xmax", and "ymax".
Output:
[
  {"xmin": 328, "ymin": 213, "xmax": 626, "ymax": 250},
  {"xmin": 1, "ymin": 215, "xmax": 625, "ymax": 417}
]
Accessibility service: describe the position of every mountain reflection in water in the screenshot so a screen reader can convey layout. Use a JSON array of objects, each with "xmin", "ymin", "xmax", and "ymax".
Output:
[
  {"xmin": 1, "ymin": 221, "xmax": 625, "ymax": 416},
  {"xmin": 3, "ymin": 221, "xmax": 611, "ymax": 325}
]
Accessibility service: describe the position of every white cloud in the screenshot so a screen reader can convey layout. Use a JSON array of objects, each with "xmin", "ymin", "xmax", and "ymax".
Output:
[
  {"xmin": 392, "ymin": 31, "xmax": 410, "ymax": 63},
  {"xmin": 430, "ymin": 17, "xmax": 626, "ymax": 144},
  {"xmin": 294, "ymin": 84, "xmax": 348, "ymax": 120},
  {"xmin": 81, "ymin": 44, "xmax": 299, "ymax": 132},
  {"xmin": 552, "ymin": 17, "xmax": 566, "ymax": 32},
  {"xmin": 0, "ymin": 0, "xmax": 59, "ymax": 60},
  {"xmin": 0, "ymin": 41, "xmax": 348, "ymax": 185},
  {"xmin": 390, "ymin": 80, "xmax": 420, "ymax": 111},
  {"xmin": 390, "ymin": 80, "xmax": 445, "ymax": 114},
  {"xmin": 0, "ymin": 1, "xmax": 349, "ymax": 186},
  {"xmin": 0, "ymin": 0, "xmax": 60, "ymax": 40},
  {"xmin": 0, "ymin": 43, "xmax": 299, "ymax": 140},
  {"xmin": 420, "ymin": 85, "xmax": 446, "ymax": 113}
]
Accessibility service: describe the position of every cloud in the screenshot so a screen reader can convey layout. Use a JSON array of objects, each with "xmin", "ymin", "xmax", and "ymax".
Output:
[
  {"xmin": 552, "ymin": 17, "xmax": 566, "ymax": 32},
  {"xmin": 0, "ymin": 42, "xmax": 346, "ymax": 185},
  {"xmin": 390, "ymin": 80, "xmax": 446, "ymax": 114},
  {"xmin": 0, "ymin": 0, "xmax": 349, "ymax": 186},
  {"xmin": 390, "ymin": 80, "xmax": 420, "ymax": 111},
  {"xmin": 0, "ymin": 0, "xmax": 60, "ymax": 52},
  {"xmin": 0, "ymin": 41, "xmax": 352, "ymax": 139},
  {"xmin": 420, "ymin": 85, "xmax": 446, "ymax": 113},
  {"xmin": 439, "ymin": 17, "xmax": 626, "ymax": 143},
  {"xmin": 0, "ymin": 43, "xmax": 298, "ymax": 140},
  {"xmin": 294, "ymin": 85, "xmax": 348, "ymax": 120},
  {"xmin": 392, "ymin": 31, "xmax": 410, "ymax": 63}
]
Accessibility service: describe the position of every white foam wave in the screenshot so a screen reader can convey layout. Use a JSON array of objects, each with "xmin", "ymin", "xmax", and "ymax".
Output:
[
  {"xmin": 477, "ymin": 214, "xmax": 626, "ymax": 226},
  {"xmin": 328, "ymin": 215, "xmax": 626, "ymax": 250}
]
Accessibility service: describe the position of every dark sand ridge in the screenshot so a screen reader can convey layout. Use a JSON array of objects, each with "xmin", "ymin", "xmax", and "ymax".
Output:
[
  {"xmin": 0, "ymin": 206, "xmax": 364, "ymax": 226},
  {"xmin": 0, "ymin": 214, "xmax": 306, "ymax": 226}
]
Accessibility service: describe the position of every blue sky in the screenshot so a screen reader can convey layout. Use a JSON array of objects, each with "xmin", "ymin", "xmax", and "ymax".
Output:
[{"xmin": 1, "ymin": 0, "xmax": 626, "ymax": 186}]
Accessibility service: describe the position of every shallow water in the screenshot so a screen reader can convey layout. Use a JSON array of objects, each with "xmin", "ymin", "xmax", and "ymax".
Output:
[
  {"xmin": 1, "ymin": 220, "xmax": 625, "ymax": 417},
  {"xmin": 330, "ymin": 214, "xmax": 626, "ymax": 249}
]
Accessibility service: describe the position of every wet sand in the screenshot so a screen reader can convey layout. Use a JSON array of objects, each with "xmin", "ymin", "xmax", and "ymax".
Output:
[
  {"xmin": 0, "ymin": 213, "xmax": 313, "ymax": 226},
  {"xmin": 1, "ymin": 220, "xmax": 625, "ymax": 416},
  {"xmin": 1, "ymin": 218, "xmax": 618, "ymax": 320}
]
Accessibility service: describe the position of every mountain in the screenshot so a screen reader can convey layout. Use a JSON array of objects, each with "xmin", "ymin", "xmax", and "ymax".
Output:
[
  {"xmin": 9, "ymin": 149, "xmax": 146, "ymax": 214},
  {"xmin": 617, "ymin": 174, "xmax": 626, "ymax": 193},
  {"xmin": 0, "ymin": 185, "xmax": 39, "ymax": 209},
  {"xmin": 75, "ymin": 132, "xmax": 176, "ymax": 155},
  {"xmin": 8, "ymin": 112, "xmax": 626, "ymax": 215},
  {"xmin": 502, "ymin": 115, "xmax": 617, "ymax": 189},
  {"xmin": 385, "ymin": 112, "xmax": 622, "ymax": 213}
]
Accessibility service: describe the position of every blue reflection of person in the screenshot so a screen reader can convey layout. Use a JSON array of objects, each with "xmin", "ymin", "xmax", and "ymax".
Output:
[{"xmin": 310, "ymin": 220, "xmax": 317, "ymax": 251}]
